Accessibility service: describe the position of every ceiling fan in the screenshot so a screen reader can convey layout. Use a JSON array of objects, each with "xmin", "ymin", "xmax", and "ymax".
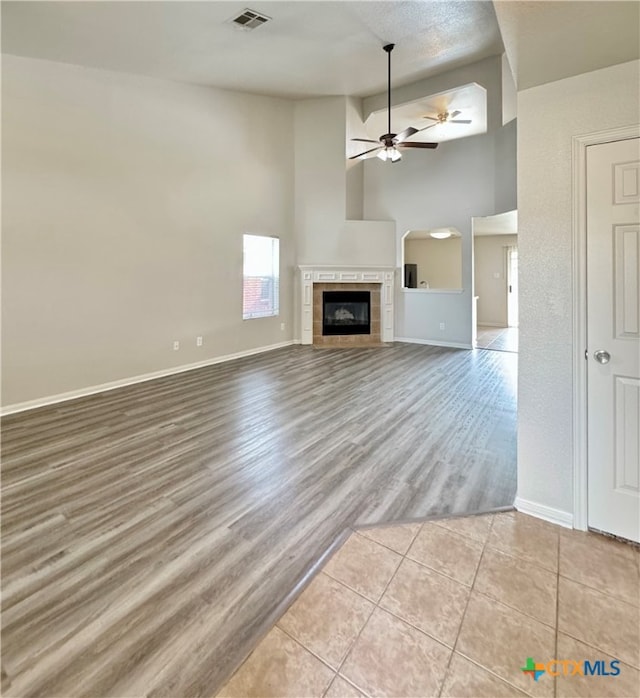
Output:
[
  {"xmin": 349, "ymin": 44, "xmax": 438, "ymax": 162},
  {"xmin": 418, "ymin": 110, "xmax": 472, "ymax": 133}
]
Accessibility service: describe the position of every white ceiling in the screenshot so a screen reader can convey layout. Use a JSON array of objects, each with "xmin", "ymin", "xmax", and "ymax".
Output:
[
  {"xmin": 494, "ymin": 1, "xmax": 640, "ymax": 90},
  {"xmin": 365, "ymin": 83, "xmax": 487, "ymax": 144},
  {"xmin": 406, "ymin": 227, "xmax": 461, "ymax": 239},
  {"xmin": 473, "ymin": 209, "xmax": 517, "ymax": 236},
  {"xmin": 1, "ymin": 1, "xmax": 504, "ymax": 99},
  {"xmin": 3, "ymin": 1, "xmax": 637, "ymax": 109}
]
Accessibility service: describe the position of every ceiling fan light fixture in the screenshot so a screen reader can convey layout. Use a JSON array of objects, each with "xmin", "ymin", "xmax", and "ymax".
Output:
[
  {"xmin": 377, "ymin": 146, "xmax": 401, "ymax": 162},
  {"xmin": 349, "ymin": 44, "xmax": 437, "ymax": 162}
]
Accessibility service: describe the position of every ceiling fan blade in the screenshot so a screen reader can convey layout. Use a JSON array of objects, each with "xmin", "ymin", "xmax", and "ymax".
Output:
[
  {"xmin": 399, "ymin": 142, "xmax": 439, "ymax": 149},
  {"xmin": 450, "ymin": 119, "xmax": 472, "ymax": 124},
  {"xmin": 416, "ymin": 122, "xmax": 438, "ymax": 132},
  {"xmin": 348, "ymin": 146, "xmax": 382, "ymax": 160},
  {"xmin": 394, "ymin": 126, "xmax": 418, "ymax": 144},
  {"xmin": 422, "ymin": 115, "xmax": 440, "ymax": 122},
  {"xmin": 450, "ymin": 110, "xmax": 461, "ymax": 118},
  {"xmin": 351, "ymin": 138, "xmax": 381, "ymax": 143}
]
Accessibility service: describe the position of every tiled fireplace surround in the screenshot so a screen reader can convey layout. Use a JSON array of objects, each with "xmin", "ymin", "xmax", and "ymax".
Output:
[{"xmin": 298, "ymin": 267, "xmax": 395, "ymax": 347}]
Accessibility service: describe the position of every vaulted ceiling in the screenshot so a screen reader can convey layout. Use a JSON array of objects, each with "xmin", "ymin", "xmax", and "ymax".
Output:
[
  {"xmin": 1, "ymin": 1, "xmax": 504, "ymax": 99},
  {"xmin": 2, "ymin": 1, "xmax": 638, "ymax": 100}
]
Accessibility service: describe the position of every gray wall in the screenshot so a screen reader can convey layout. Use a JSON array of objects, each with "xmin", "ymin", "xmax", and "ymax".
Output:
[
  {"xmin": 361, "ymin": 55, "xmax": 517, "ymax": 347},
  {"xmin": 364, "ymin": 122, "xmax": 517, "ymax": 345},
  {"xmin": 2, "ymin": 55, "xmax": 295, "ymax": 406},
  {"xmin": 517, "ymin": 59, "xmax": 640, "ymax": 518},
  {"xmin": 2, "ymin": 52, "xmax": 516, "ymax": 408},
  {"xmin": 293, "ymin": 96, "xmax": 395, "ymax": 268}
]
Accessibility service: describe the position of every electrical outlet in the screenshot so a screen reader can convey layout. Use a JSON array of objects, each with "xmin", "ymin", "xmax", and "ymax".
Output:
[
  {"xmin": 196, "ymin": 336, "xmax": 203, "ymax": 347},
  {"xmin": 280, "ymin": 323, "xmax": 285, "ymax": 331},
  {"xmin": 173, "ymin": 341, "xmax": 180, "ymax": 351},
  {"xmin": 439, "ymin": 322, "xmax": 445, "ymax": 330}
]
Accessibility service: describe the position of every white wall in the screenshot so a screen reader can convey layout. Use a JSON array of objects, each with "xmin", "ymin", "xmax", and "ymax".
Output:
[
  {"xmin": 502, "ymin": 53, "xmax": 517, "ymax": 125},
  {"xmin": 474, "ymin": 234, "xmax": 517, "ymax": 325},
  {"xmin": 1, "ymin": 55, "xmax": 295, "ymax": 407},
  {"xmin": 517, "ymin": 59, "xmax": 640, "ymax": 519}
]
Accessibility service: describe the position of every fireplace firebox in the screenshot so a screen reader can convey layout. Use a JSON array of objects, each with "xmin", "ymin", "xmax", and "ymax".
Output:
[{"xmin": 322, "ymin": 291, "xmax": 371, "ymax": 335}]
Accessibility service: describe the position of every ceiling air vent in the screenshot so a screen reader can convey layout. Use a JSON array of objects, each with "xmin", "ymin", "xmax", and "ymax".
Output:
[{"xmin": 230, "ymin": 9, "xmax": 271, "ymax": 30}]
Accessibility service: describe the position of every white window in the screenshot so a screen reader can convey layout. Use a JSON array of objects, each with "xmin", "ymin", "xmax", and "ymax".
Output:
[{"xmin": 242, "ymin": 234, "xmax": 280, "ymax": 319}]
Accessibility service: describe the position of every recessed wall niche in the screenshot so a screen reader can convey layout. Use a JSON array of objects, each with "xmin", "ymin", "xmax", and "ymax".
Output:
[{"xmin": 403, "ymin": 228, "xmax": 462, "ymax": 290}]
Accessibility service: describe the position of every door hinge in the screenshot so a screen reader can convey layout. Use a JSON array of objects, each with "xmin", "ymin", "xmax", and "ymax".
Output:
[{"xmin": 585, "ymin": 348, "xmax": 588, "ymax": 360}]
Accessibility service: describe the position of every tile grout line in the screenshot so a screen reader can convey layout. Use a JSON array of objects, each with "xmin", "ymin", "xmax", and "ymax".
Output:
[
  {"xmin": 559, "ymin": 528, "xmax": 640, "ymax": 674},
  {"xmin": 465, "ymin": 532, "xmax": 560, "ymax": 630},
  {"xmin": 436, "ymin": 515, "xmax": 496, "ymax": 698},
  {"xmin": 451, "ymin": 652, "xmax": 536, "ymax": 698},
  {"xmin": 253, "ymin": 513, "xmax": 591, "ymax": 698},
  {"xmin": 321, "ymin": 548, "xmax": 401, "ymax": 608},
  {"xmin": 555, "ymin": 570, "xmax": 640, "ymax": 608},
  {"xmin": 443, "ymin": 513, "xmax": 543, "ymax": 698},
  {"xmin": 268, "ymin": 531, "xmax": 369, "ymax": 698},
  {"xmin": 469, "ymin": 587, "xmax": 557, "ymax": 632},
  {"xmin": 554, "ymin": 629, "xmax": 640, "ymax": 672},
  {"xmin": 481, "ymin": 538, "xmax": 560, "ymax": 575},
  {"xmin": 558, "ymin": 572, "xmax": 640, "ymax": 610},
  {"xmin": 326, "ymin": 527, "xmax": 386, "ymax": 698},
  {"xmin": 269, "ymin": 529, "xmax": 380, "ymax": 697},
  {"xmin": 332, "ymin": 523, "xmax": 425, "ymax": 698},
  {"xmin": 367, "ymin": 520, "xmax": 542, "ymax": 695},
  {"xmin": 404, "ymin": 553, "xmax": 480, "ymax": 590},
  {"xmin": 309, "ymin": 513, "xmax": 635, "ymax": 698},
  {"xmin": 266, "ymin": 624, "xmax": 337, "ymax": 696}
]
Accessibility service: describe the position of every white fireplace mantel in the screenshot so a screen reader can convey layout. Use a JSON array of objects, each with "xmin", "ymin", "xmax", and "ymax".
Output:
[{"xmin": 298, "ymin": 265, "xmax": 395, "ymax": 345}]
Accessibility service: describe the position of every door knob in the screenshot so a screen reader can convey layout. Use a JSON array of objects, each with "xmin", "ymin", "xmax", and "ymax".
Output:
[{"xmin": 593, "ymin": 350, "xmax": 611, "ymax": 364}]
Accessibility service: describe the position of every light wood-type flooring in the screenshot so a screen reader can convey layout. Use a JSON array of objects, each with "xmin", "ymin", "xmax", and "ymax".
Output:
[
  {"xmin": 1, "ymin": 343, "xmax": 517, "ymax": 697},
  {"xmin": 476, "ymin": 325, "xmax": 518, "ymax": 353}
]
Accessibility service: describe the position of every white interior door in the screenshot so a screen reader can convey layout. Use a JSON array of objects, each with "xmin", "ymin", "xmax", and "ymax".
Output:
[{"xmin": 587, "ymin": 137, "xmax": 640, "ymax": 543}]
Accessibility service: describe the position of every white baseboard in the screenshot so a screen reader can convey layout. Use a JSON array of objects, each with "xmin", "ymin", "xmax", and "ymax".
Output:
[
  {"xmin": 514, "ymin": 497, "xmax": 574, "ymax": 529},
  {"xmin": 477, "ymin": 322, "xmax": 507, "ymax": 328},
  {"xmin": 394, "ymin": 337, "xmax": 472, "ymax": 350},
  {"xmin": 1, "ymin": 341, "xmax": 296, "ymax": 416}
]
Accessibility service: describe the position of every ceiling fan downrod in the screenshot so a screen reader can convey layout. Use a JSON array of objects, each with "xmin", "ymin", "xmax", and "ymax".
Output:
[
  {"xmin": 347, "ymin": 42, "xmax": 438, "ymax": 162},
  {"xmin": 383, "ymin": 43, "xmax": 394, "ymax": 138}
]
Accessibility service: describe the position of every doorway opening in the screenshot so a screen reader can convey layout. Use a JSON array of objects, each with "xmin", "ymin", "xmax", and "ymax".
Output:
[
  {"xmin": 472, "ymin": 210, "xmax": 518, "ymax": 353},
  {"xmin": 506, "ymin": 245, "xmax": 519, "ymax": 328}
]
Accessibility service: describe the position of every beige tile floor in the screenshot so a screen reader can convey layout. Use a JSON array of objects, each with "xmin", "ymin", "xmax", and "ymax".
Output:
[{"xmin": 218, "ymin": 511, "xmax": 640, "ymax": 698}]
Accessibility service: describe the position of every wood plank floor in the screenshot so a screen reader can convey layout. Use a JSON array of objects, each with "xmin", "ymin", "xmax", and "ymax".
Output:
[
  {"xmin": 476, "ymin": 325, "xmax": 519, "ymax": 353},
  {"xmin": 1, "ymin": 343, "xmax": 517, "ymax": 697}
]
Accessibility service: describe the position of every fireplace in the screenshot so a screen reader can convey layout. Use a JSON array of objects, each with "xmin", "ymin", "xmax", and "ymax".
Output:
[
  {"xmin": 322, "ymin": 291, "xmax": 371, "ymax": 335},
  {"xmin": 298, "ymin": 266, "xmax": 395, "ymax": 346}
]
